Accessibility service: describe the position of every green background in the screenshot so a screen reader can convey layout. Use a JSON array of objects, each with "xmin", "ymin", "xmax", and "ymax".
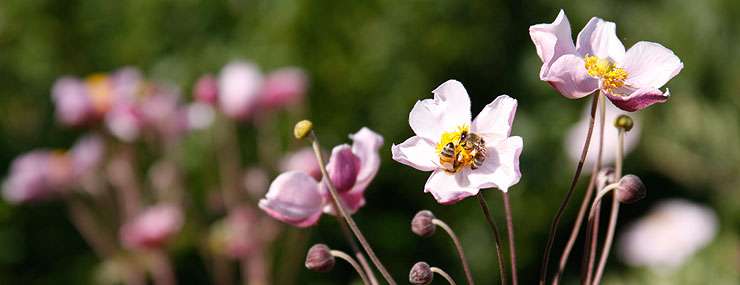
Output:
[{"xmin": 1, "ymin": 0, "xmax": 739, "ymax": 284}]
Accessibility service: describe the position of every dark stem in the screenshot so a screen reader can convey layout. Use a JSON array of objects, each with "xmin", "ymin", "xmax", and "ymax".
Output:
[
  {"xmin": 502, "ymin": 192, "xmax": 518, "ymax": 285},
  {"xmin": 477, "ymin": 193, "xmax": 507, "ymax": 285},
  {"xmin": 539, "ymin": 94, "xmax": 599, "ymax": 285},
  {"xmin": 309, "ymin": 133, "xmax": 396, "ymax": 285},
  {"xmin": 432, "ymin": 219, "xmax": 475, "ymax": 285},
  {"xmin": 554, "ymin": 93, "xmax": 606, "ymax": 285},
  {"xmin": 336, "ymin": 215, "xmax": 379, "ymax": 285}
]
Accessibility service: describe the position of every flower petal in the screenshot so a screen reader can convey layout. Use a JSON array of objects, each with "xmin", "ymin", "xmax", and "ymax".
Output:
[
  {"xmin": 424, "ymin": 170, "xmax": 479, "ymax": 204},
  {"xmin": 409, "ymin": 80, "xmax": 471, "ymax": 140},
  {"xmin": 529, "ymin": 9, "xmax": 577, "ymax": 78},
  {"xmin": 472, "ymin": 95, "xmax": 518, "ymax": 143},
  {"xmin": 391, "ymin": 136, "xmax": 439, "ymax": 171},
  {"xmin": 543, "ymin": 54, "xmax": 599, "ymax": 99},
  {"xmin": 606, "ymin": 87, "xmax": 669, "ymax": 112},
  {"xmin": 576, "ymin": 18, "xmax": 625, "ymax": 63},
  {"xmin": 349, "ymin": 127, "xmax": 384, "ymax": 191},
  {"xmin": 259, "ymin": 171, "xmax": 323, "ymax": 228},
  {"xmin": 622, "ymin": 41, "xmax": 683, "ymax": 89},
  {"xmin": 467, "ymin": 136, "xmax": 523, "ymax": 192},
  {"xmin": 218, "ymin": 60, "xmax": 263, "ymax": 120},
  {"xmin": 325, "ymin": 144, "xmax": 361, "ymax": 193}
]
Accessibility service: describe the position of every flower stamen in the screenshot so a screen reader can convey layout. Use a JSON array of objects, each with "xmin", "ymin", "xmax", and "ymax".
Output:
[
  {"xmin": 436, "ymin": 125, "xmax": 486, "ymax": 173},
  {"xmin": 584, "ymin": 55, "xmax": 628, "ymax": 93}
]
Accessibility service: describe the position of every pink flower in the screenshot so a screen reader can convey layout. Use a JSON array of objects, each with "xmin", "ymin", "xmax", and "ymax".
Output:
[
  {"xmin": 218, "ymin": 60, "xmax": 263, "ymax": 120},
  {"xmin": 105, "ymin": 103, "xmax": 143, "ymax": 142},
  {"xmin": 391, "ymin": 80, "xmax": 523, "ymax": 204},
  {"xmin": 260, "ymin": 128, "xmax": 383, "ymax": 227},
  {"xmin": 259, "ymin": 67, "xmax": 307, "ymax": 110},
  {"xmin": 2, "ymin": 151, "xmax": 72, "ymax": 204},
  {"xmin": 194, "ymin": 74, "xmax": 219, "ymax": 105},
  {"xmin": 70, "ymin": 134, "xmax": 105, "ymax": 178},
  {"xmin": 529, "ymin": 10, "xmax": 683, "ymax": 111},
  {"xmin": 565, "ymin": 100, "xmax": 640, "ymax": 172},
  {"xmin": 618, "ymin": 199, "xmax": 717, "ymax": 269},
  {"xmin": 120, "ymin": 204, "xmax": 183, "ymax": 250},
  {"xmin": 279, "ymin": 147, "xmax": 322, "ymax": 180},
  {"xmin": 51, "ymin": 77, "xmax": 94, "ymax": 127}
]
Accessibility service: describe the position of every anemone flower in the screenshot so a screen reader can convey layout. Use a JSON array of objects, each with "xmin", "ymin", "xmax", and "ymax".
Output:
[
  {"xmin": 529, "ymin": 10, "xmax": 683, "ymax": 112},
  {"xmin": 259, "ymin": 128, "xmax": 383, "ymax": 227},
  {"xmin": 120, "ymin": 204, "xmax": 183, "ymax": 250},
  {"xmin": 391, "ymin": 80, "xmax": 522, "ymax": 204}
]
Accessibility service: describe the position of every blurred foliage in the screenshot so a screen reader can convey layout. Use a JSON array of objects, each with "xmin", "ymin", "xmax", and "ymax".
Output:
[{"xmin": 1, "ymin": 0, "xmax": 739, "ymax": 284}]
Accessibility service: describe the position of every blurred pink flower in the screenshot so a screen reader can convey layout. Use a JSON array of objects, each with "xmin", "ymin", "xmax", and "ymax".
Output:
[
  {"xmin": 259, "ymin": 67, "xmax": 307, "ymax": 110},
  {"xmin": 120, "ymin": 204, "xmax": 183, "ymax": 250},
  {"xmin": 279, "ymin": 147, "xmax": 322, "ymax": 181},
  {"xmin": 194, "ymin": 74, "xmax": 219, "ymax": 105},
  {"xmin": 565, "ymin": 100, "xmax": 641, "ymax": 172},
  {"xmin": 185, "ymin": 102, "xmax": 215, "ymax": 130},
  {"xmin": 260, "ymin": 128, "xmax": 383, "ymax": 227},
  {"xmin": 529, "ymin": 10, "xmax": 683, "ymax": 111},
  {"xmin": 218, "ymin": 60, "xmax": 263, "ymax": 120},
  {"xmin": 70, "ymin": 134, "xmax": 105, "ymax": 178},
  {"xmin": 105, "ymin": 103, "xmax": 143, "ymax": 142},
  {"xmin": 2, "ymin": 151, "xmax": 72, "ymax": 204},
  {"xmin": 618, "ymin": 199, "xmax": 718, "ymax": 269},
  {"xmin": 391, "ymin": 80, "xmax": 523, "ymax": 204},
  {"xmin": 52, "ymin": 77, "xmax": 94, "ymax": 127},
  {"xmin": 223, "ymin": 207, "xmax": 258, "ymax": 259}
]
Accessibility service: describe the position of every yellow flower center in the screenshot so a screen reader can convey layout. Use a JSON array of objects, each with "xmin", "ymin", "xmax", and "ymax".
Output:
[
  {"xmin": 584, "ymin": 55, "xmax": 628, "ymax": 92},
  {"xmin": 436, "ymin": 124, "xmax": 477, "ymax": 173},
  {"xmin": 86, "ymin": 74, "xmax": 112, "ymax": 115}
]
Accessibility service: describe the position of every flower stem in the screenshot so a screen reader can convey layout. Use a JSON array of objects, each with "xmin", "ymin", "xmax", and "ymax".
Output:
[
  {"xmin": 553, "ymin": 92, "xmax": 606, "ymax": 285},
  {"xmin": 336, "ymin": 214, "xmax": 379, "ymax": 285},
  {"xmin": 432, "ymin": 218, "xmax": 474, "ymax": 285},
  {"xmin": 539, "ymin": 94, "xmax": 599, "ymax": 285},
  {"xmin": 331, "ymin": 250, "xmax": 371, "ymax": 285},
  {"xmin": 431, "ymin": 267, "xmax": 458, "ymax": 285},
  {"xmin": 502, "ymin": 192, "xmax": 518, "ymax": 285},
  {"xmin": 308, "ymin": 132, "xmax": 396, "ymax": 285},
  {"xmin": 476, "ymin": 193, "xmax": 507, "ymax": 285},
  {"xmin": 591, "ymin": 129, "xmax": 625, "ymax": 285}
]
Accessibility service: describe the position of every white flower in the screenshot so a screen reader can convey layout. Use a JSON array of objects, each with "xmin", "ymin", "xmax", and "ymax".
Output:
[{"xmin": 391, "ymin": 80, "xmax": 523, "ymax": 204}]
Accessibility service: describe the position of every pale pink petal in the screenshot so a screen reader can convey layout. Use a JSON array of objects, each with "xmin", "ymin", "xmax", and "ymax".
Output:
[
  {"xmin": 279, "ymin": 147, "xmax": 322, "ymax": 181},
  {"xmin": 325, "ymin": 144, "xmax": 361, "ymax": 193},
  {"xmin": 471, "ymin": 95, "xmax": 518, "ymax": 143},
  {"xmin": 467, "ymin": 136, "xmax": 523, "ymax": 192},
  {"xmin": 52, "ymin": 77, "xmax": 94, "ymax": 126},
  {"xmin": 391, "ymin": 136, "xmax": 439, "ymax": 172},
  {"xmin": 218, "ymin": 60, "xmax": 263, "ymax": 120},
  {"xmin": 606, "ymin": 86, "xmax": 669, "ymax": 112},
  {"xmin": 529, "ymin": 9, "xmax": 577, "ymax": 78},
  {"xmin": 409, "ymin": 80, "xmax": 471, "ymax": 140},
  {"xmin": 259, "ymin": 67, "xmax": 307, "ymax": 109},
  {"xmin": 543, "ymin": 54, "xmax": 599, "ymax": 99},
  {"xmin": 565, "ymin": 100, "xmax": 641, "ymax": 173},
  {"xmin": 576, "ymin": 18, "xmax": 625, "ymax": 63},
  {"xmin": 259, "ymin": 171, "xmax": 323, "ymax": 228},
  {"xmin": 622, "ymin": 41, "xmax": 683, "ymax": 89},
  {"xmin": 424, "ymin": 170, "xmax": 479, "ymax": 204},
  {"xmin": 348, "ymin": 127, "xmax": 384, "ymax": 192},
  {"xmin": 120, "ymin": 204, "xmax": 183, "ymax": 250},
  {"xmin": 70, "ymin": 134, "xmax": 105, "ymax": 178}
]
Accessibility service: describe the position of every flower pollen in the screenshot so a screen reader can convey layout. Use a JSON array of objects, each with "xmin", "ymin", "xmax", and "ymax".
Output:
[
  {"xmin": 584, "ymin": 55, "xmax": 628, "ymax": 92},
  {"xmin": 435, "ymin": 124, "xmax": 478, "ymax": 173}
]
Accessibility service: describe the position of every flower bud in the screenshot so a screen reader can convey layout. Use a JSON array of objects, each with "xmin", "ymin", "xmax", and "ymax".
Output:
[
  {"xmin": 294, "ymin": 120, "xmax": 313, "ymax": 140},
  {"xmin": 616, "ymin": 174, "xmax": 646, "ymax": 204},
  {"xmin": 411, "ymin": 210, "xmax": 436, "ymax": 237},
  {"xmin": 614, "ymin": 115, "xmax": 634, "ymax": 132},
  {"xmin": 194, "ymin": 74, "xmax": 218, "ymax": 105},
  {"xmin": 305, "ymin": 244, "xmax": 335, "ymax": 272},
  {"xmin": 409, "ymin": 261, "xmax": 433, "ymax": 285}
]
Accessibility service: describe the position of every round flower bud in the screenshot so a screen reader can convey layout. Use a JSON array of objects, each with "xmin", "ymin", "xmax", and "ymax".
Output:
[
  {"xmin": 294, "ymin": 120, "xmax": 313, "ymax": 140},
  {"xmin": 411, "ymin": 210, "xmax": 436, "ymax": 238},
  {"xmin": 409, "ymin": 261, "xmax": 433, "ymax": 285},
  {"xmin": 614, "ymin": 115, "xmax": 634, "ymax": 132},
  {"xmin": 305, "ymin": 244, "xmax": 335, "ymax": 272},
  {"xmin": 616, "ymin": 174, "xmax": 646, "ymax": 204}
]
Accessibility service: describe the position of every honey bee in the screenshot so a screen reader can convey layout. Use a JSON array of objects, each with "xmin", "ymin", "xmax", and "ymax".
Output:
[
  {"xmin": 459, "ymin": 131, "xmax": 487, "ymax": 170},
  {"xmin": 439, "ymin": 142, "xmax": 458, "ymax": 172}
]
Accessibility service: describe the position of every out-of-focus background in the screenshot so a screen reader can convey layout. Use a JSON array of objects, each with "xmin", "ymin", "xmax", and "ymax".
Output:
[{"xmin": 1, "ymin": 0, "xmax": 738, "ymax": 284}]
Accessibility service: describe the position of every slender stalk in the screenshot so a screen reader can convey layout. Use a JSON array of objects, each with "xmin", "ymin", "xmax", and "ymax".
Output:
[
  {"xmin": 336, "ymin": 215, "xmax": 379, "ymax": 285},
  {"xmin": 244, "ymin": 247, "xmax": 269, "ymax": 285},
  {"xmin": 432, "ymin": 219, "xmax": 474, "ymax": 285},
  {"xmin": 540, "ymin": 94, "xmax": 599, "ymax": 285},
  {"xmin": 553, "ymin": 92, "xmax": 606, "ymax": 285},
  {"xmin": 502, "ymin": 192, "xmax": 518, "ymax": 285},
  {"xmin": 331, "ymin": 250, "xmax": 371, "ymax": 285},
  {"xmin": 591, "ymin": 130, "xmax": 625, "ymax": 285},
  {"xmin": 66, "ymin": 197, "xmax": 118, "ymax": 258},
  {"xmin": 583, "ymin": 183, "xmax": 622, "ymax": 285},
  {"xmin": 431, "ymin": 267, "xmax": 458, "ymax": 285},
  {"xmin": 308, "ymin": 132, "xmax": 396, "ymax": 285},
  {"xmin": 477, "ymin": 193, "xmax": 507, "ymax": 285},
  {"xmin": 150, "ymin": 250, "xmax": 177, "ymax": 285}
]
